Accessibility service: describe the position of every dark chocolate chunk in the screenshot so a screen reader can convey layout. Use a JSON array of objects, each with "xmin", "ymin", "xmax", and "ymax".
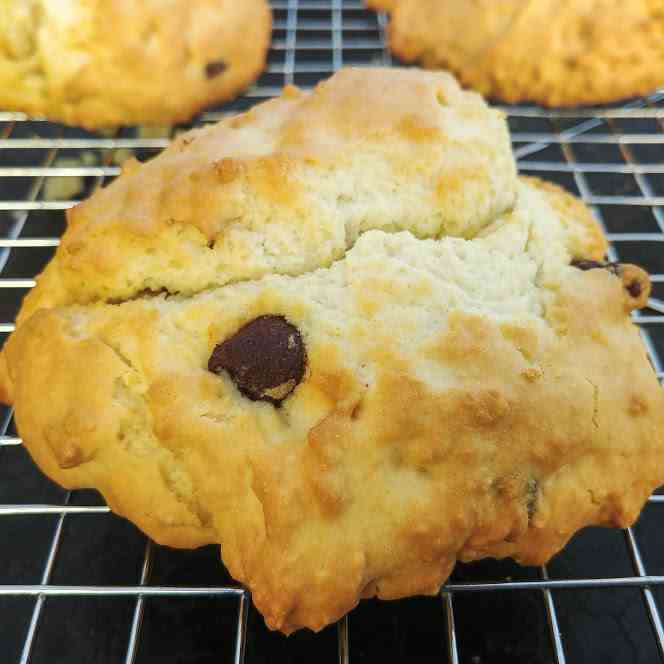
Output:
[
  {"xmin": 571, "ymin": 259, "xmax": 621, "ymax": 275},
  {"xmin": 626, "ymin": 280, "xmax": 642, "ymax": 298},
  {"xmin": 208, "ymin": 315, "xmax": 306, "ymax": 405},
  {"xmin": 205, "ymin": 60, "xmax": 228, "ymax": 79},
  {"xmin": 571, "ymin": 259, "xmax": 603, "ymax": 271}
]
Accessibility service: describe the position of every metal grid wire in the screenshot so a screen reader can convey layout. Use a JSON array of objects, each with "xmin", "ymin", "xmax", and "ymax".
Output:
[{"xmin": 1, "ymin": 1, "xmax": 664, "ymax": 662}]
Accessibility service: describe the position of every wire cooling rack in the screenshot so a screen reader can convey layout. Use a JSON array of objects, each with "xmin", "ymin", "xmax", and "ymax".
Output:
[{"xmin": 1, "ymin": 1, "xmax": 664, "ymax": 662}]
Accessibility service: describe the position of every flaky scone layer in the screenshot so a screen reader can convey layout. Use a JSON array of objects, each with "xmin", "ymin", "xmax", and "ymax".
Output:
[
  {"xmin": 0, "ymin": 0, "xmax": 271, "ymax": 128},
  {"xmin": 1, "ymin": 68, "xmax": 662, "ymax": 634}
]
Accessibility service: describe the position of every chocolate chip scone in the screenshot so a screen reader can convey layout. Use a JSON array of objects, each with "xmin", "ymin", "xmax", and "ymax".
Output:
[
  {"xmin": 371, "ymin": 0, "xmax": 664, "ymax": 107},
  {"xmin": 0, "ymin": 0, "xmax": 271, "ymax": 129},
  {"xmin": 2, "ymin": 68, "xmax": 663, "ymax": 634}
]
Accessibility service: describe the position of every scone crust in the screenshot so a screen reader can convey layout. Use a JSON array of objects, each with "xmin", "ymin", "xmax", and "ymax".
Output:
[
  {"xmin": 2, "ymin": 68, "xmax": 663, "ymax": 635},
  {"xmin": 0, "ymin": 0, "xmax": 271, "ymax": 128},
  {"xmin": 378, "ymin": 0, "xmax": 664, "ymax": 107}
]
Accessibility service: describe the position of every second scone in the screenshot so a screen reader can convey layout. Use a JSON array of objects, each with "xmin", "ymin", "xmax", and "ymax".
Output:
[
  {"xmin": 371, "ymin": 0, "xmax": 664, "ymax": 107},
  {"xmin": 0, "ymin": 0, "xmax": 271, "ymax": 128}
]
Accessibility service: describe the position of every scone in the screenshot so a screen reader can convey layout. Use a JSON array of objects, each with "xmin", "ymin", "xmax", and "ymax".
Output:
[
  {"xmin": 0, "ymin": 0, "xmax": 271, "ymax": 129},
  {"xmin": 2, "ymin": 68, "xmax": 663, "ymax": 634},
  {"xmin": 371, "ymin": 0, "xmax": 664, "ymax": 107}
]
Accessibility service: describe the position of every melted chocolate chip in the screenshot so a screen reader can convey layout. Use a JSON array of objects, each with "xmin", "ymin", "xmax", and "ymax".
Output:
[
  {"xmin": 571, "ymin": 259, "xmax": 621, "ymax": 275},
  {"xmin": 205, "ymin": 60, "xmax": 227, "ymax": 79},
  {"xmin": 208, "ymin": 315, "xmax": 306, "ymax": 405},
  {"xmin": 626, "ymin": 280, "xmax": 642, "ymax": 298}
]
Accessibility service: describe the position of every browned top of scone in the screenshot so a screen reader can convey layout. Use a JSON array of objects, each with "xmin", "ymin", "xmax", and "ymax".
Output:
[{"xmin": 10, "ymin": 66, "xmax": 518, "ymax": 333}]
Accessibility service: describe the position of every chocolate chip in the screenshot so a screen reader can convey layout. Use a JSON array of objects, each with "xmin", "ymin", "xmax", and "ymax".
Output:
[
  {"xmin": 626, "ymin": 280, "xmax": 642, "ymax": 298},
  {"xmin": 208, "ymin": 315, "xmax": 306, "ymax": 405},
  {"xmin": 205, "ymin": 60, "xmax": 227, "ymax": 79},
  {"xmin": 571, "ymin": 259, "xmax": 621, "ymax": 275},
  {"xmin": 571, "ymin": 259, "xmax": 603, "ymax": 271}
]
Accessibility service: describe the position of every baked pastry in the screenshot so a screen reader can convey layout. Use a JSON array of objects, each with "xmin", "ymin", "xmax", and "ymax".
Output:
[
  {"xmin": 0, "ymin": 0, "xmax": 271, "ymax": 129},
  {"xmin": 371, "ymin": 0, "xmax": 664, "ymax": 107},
  {"xmin": 2, "ymin": 68, "xmax": 663, "ymax": 634}
]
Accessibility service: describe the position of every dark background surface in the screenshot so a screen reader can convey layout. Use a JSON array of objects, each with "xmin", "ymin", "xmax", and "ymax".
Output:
[{"xmin": 1, "ymin": 1, "xmax": 664, "ymax": 662}]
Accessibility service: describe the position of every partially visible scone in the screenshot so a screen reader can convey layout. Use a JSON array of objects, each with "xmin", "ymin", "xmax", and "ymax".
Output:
[
  {"xmin": 0, "ymin": 0, "xmax": 271, "ymax": 128},
  {"xmin": 2, "ymin": 68, "xmax": 663, "ymax": 634},
  {"xmin": 372, "ymin": 0, "xmax": 664, "ymax": 107}
]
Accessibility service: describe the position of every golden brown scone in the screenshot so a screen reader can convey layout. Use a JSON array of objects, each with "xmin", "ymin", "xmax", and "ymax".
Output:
[
  {"xmin": 373, "ymin": 0, "xmax": 664, "ymax": 107},
  {"xmin": 2, "ymin": 68, "xmax": 663, "ymax": 634},
  {"xmin": 0, "ymin": 0, "xmax": 271, "ymax": 129}
]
